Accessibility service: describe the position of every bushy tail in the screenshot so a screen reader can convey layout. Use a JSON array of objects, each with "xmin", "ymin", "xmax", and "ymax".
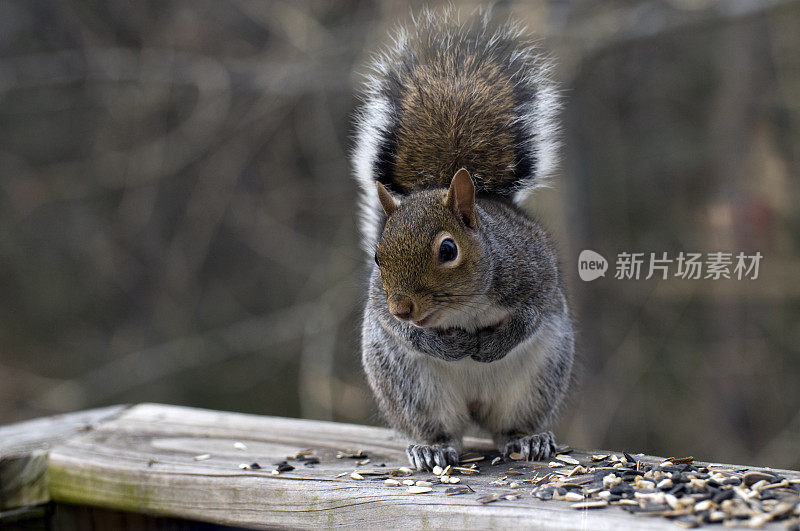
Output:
[{"xmin": 352, "ymin": 7, "xmax": 561, "ymax": 246}]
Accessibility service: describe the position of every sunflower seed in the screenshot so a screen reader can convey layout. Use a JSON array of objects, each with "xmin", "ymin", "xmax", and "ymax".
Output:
[
  {"xmin": 572, "ymin": 500, "xmax": 608, "ymax": 509},
  {"xmin": 432, "ymin": 465, "xmax": 443, "ymax": 476},
  {"xmin": 350, "ymin": 472, "xmax": 364, "ymax": 480},
  {"xmin": 743, "ymin": 471, "xmax": 777, "ymax": 487},
  {"xmin": 337, "ymin": 450, "xmax": 367, "ymax": 459},
  {"xmin": 477, "ymin": 493, "xmax": 500, "ymax": 504},
  {"xmin": 556, "ymin": 455, "xmax": 580, "ymax": 465},
  {"xmin": 384, "ymin": 478, "xmax": 400, "ymax": 486},
  {"xmin": 233, "ymin": 442, "xmax": 247, "ymax": 451},
  {"xmin": 445, "ymin": 486, "xmax": 470, "ymax": 496},
  {"xmin": 657, "ymin": 478, "xmax": 673, "ymax": 489},
  {"xmin": 509, "ymin": 452, "xmax": 524, "ymax": 460},
  {"xmin": 408, "ymin": 486, "xmax": 432, "ymax": 494},
  {"xmin": 194, "ymin": 454, "xmax": 211, "ymax": 461}
]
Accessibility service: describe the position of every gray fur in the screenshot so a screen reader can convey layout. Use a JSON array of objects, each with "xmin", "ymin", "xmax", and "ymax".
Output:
[{"xmin": 361, "ymin": 197, "xmax": 574, "ymax": 469}]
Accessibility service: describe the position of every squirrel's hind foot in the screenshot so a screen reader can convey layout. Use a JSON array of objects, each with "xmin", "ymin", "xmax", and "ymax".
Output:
[
  {"xmin": 502, "ymin": 430, "xmax": 556, "ymax": 461},
  {"xmin": 406, "ymin": 443, "xmax": 459, "ymax": 471}
]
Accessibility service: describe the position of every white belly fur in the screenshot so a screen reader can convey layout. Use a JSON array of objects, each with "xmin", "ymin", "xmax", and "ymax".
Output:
[{"xmin": 408, "ymin": 310, "xmax": 568, "ymax": 444}]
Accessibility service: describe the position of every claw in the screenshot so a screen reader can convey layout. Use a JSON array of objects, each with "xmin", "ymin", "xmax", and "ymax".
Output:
[
  {"xmin": 503, "ymin": 431, "xmax": 556, "ymax": 462},
  {"xmin": 406, "ymin": 443, "xmax": 459, "ymax": 471}
]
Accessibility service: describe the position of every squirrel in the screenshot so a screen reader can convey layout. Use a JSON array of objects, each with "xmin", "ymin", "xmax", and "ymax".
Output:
[{"xmin": 352, "ymin": 9, "xmax": 574, "ymax": 471}]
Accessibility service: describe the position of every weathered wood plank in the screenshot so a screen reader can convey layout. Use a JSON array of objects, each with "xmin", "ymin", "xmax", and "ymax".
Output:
[
  {"xmin": 0, "ymin": 405, "xmax": 127, "ymax": 510},
  {"xmin": 44, "ymin": 403, "xmax": 800, "ymax": 530}
]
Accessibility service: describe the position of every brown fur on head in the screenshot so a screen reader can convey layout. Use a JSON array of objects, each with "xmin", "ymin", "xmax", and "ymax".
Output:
[{"xmin": 375, "ymin": 169, "xmax": 487, "ymax": 328}]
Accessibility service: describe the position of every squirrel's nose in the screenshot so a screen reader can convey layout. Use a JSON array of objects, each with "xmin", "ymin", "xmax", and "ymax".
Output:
[{"xmin": 388, "ymin": 294, "xmax": 415, "ymax": 320}]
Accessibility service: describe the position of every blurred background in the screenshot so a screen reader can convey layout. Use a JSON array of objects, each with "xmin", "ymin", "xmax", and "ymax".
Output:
[{"xmin": 1, "ymin": 0, "xmax": 798, "ymax": 470}]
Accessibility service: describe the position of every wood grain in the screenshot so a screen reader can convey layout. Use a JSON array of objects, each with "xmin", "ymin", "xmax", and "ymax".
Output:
[
  {"xmin": 39, "ymin": 404, "xmax": 703, "ymax": 529},
  {"xmin": 0, "ymin": 405, "xmax": 127, "ymax": 510},
  {"xmin": 2, "ymin": 403, "xmax": 796, "ymax": 528}
]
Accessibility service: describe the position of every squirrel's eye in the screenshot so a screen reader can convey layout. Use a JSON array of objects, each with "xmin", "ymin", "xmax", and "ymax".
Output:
[
  {"xmin": 374, "ymin": 252, "xmax": 380, "ymax": 267},
  {"xmin": 438, "ymin": 238, "xmax": 458, "ymax": 263}
]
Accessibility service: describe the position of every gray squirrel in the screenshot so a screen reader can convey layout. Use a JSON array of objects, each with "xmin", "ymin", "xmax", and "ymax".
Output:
[{"xmin": 352, "ymin": 9, "xmax": 574, "ymax": 471}]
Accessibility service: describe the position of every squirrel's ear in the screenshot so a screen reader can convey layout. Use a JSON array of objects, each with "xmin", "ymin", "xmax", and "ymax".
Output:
[
  {"xmin": 376, "ymin": 181, "xmax": 399, "ymax": 217},
  {"xmin": 445, "ymin": 168, "xmax": 476, "ymax": 228}
]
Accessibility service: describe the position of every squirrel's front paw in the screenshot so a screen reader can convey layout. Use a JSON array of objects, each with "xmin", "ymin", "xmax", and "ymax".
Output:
[
  {"xmin": 406, "ymin": 443, "xmax": 459, "ymax": 471},
  {"xmin": 502, "ymin": 430, "xmax": 556, "ymax": 461}
]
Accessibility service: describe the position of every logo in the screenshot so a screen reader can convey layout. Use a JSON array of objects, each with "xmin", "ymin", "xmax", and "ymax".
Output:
[{"xmin": 578, "ymin": 250, "xmax": 608, "ymax": 281}]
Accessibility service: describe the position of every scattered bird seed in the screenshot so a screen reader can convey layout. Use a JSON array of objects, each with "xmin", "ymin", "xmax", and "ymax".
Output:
[
  {"xmin": 356, "ymin": 459, "xmax": 371, "ymax": 466},
  {"xmin": 523, "ymin": 449, "xmax": 799, "ymax": 528},
  {"xmin": 548, "ymin": 461, "xmax": 564, "ymax": 468},
  {"xmin": 408, "ymin": 486, "xmax": 432, "ymax": 494},
  {"xmin": 432, "ymin": 465, "xmax": 443, "ymax": 476},
  {"xmin": 461, "ymin": 455, "xmax": 485, "ymax": 464},
  {"xmin": 233, "ymin": 442, "xmax": 247, "ymax": 451},
  {"xmin": 194, "ymin": 454, "xmax": 211, "ymax": 461},
  {"xmin": 402, "ymin": 479, "xmax": 415, "ymax": 486},
  {"xmin": 491, "ymin": 457, "xmax": 503, "ymax": 466},
  {"xmin": 415, "ymin": 481, "xmax": 433, "ymax": 487},
  {"xmin": 449, "ymin": 477, "xmax": 461, "ymax": 484},
  {"xmin": 508, "ymin": 452, "xmax": 524, "ymax": 461},
  {"xmin": 452, "ymin": 466, "xmax": 479, "ymax": 475},
  {"xmin": 445, "ymin": 486, "xmax": 471, "ymax": 496},
  {"xmin": 384, "ymin": 479, "xmax": 400, "ymax": 487},
  {"xmin": 389, "ymin": 467, "xmax": 414, "ymax": 477},
  {"xmin": 350, "ymin": 472, "xmax": 364, "ymax": 480}
]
